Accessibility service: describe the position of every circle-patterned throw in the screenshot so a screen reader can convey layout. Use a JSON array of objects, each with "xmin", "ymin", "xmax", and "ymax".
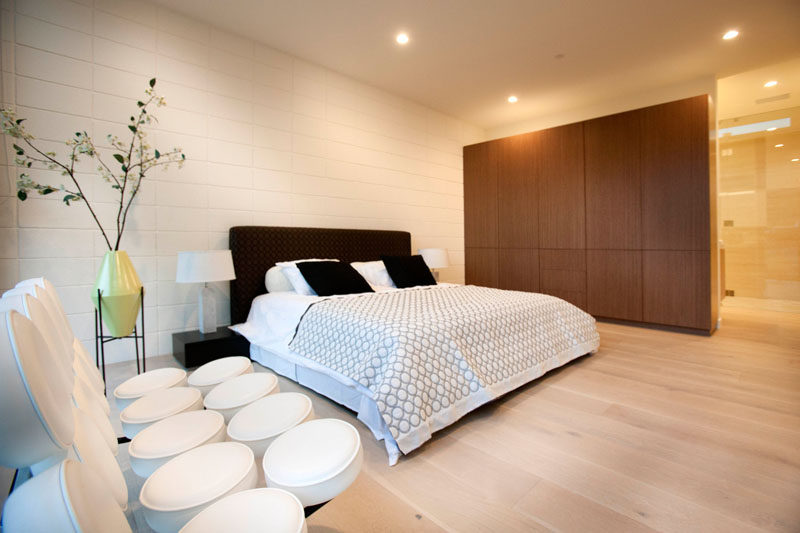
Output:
[{"xmin": 289, "ymin": 285, "xmax": 599, "ymax": 454}]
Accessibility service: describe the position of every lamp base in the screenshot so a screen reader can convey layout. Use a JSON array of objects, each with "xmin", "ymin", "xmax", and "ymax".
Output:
[{"xmin": 198, "ymin": 285, "xmax": 217, "ymax": 334}]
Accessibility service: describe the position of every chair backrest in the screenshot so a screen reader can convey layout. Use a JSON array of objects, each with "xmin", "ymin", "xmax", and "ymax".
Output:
[
  {"xmin": 1, "ymin": 459, "xmax": 132, "ymax": 533},
  {"xmin": 9, "ymin": 280, "xmax": 75, "ymax": 353},
  {"xmin": 0, "ymin": 311, "xmax": 74, "ymax": 468}
]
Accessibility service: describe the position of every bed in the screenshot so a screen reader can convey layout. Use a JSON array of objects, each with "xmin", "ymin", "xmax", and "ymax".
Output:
[{"xmin": 228, "ymin": 226, "xmax": 600, "ymax": 465}]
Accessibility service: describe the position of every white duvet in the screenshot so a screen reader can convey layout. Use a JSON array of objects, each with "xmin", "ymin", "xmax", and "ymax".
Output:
[{"xmin": 233, "ymin": 284, "xmax": 599, "ymax": 462}]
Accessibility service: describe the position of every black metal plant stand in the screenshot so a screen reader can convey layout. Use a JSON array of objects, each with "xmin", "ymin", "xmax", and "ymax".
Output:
[{"xmin": 94, "ymin": 287, "xmax": 146, "ymax": 391}]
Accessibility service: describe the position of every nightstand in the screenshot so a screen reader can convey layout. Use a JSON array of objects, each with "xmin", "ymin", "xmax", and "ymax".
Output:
[{"xmin": 171, "ymin": 326, "xmax": 250, "ymax": 368}]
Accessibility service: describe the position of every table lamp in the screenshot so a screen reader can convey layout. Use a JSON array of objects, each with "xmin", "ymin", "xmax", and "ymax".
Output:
[
  {"xmin": 418, "ymin": 248, "xmax": 449, "ymax": 281},
  {"xmin": 176, "ymin": 250, "xmax": 235, "ymax": 334}
]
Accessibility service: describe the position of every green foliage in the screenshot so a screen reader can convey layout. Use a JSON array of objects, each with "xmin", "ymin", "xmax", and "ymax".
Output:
[{"xmin": 1, "ymin": 78, "xmax": 186, "ymax": 251}]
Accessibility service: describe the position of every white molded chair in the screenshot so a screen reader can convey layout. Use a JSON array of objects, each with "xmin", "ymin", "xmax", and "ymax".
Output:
[
  {"xmin": 71, "ymin": 407, "xmax": 128, "ymax": 509},
  {"xmin": 187, "ymin": 356, "xmax": 253, "ymax": 396},
  {"xmin": 2, "ymin": 291, "xmax": 117, "ymax": 456},
  {"xmin": 0, "ymin": 294, "xmax": 73, "ymax": 399},
  {"xmin": 114, "ymin": 367, "xmax": 188, "ymax": 410},
  {"xmin": 14, "ymin": 278, "xmax": 106, "ymax": 394},
  {"xmin": 3, "ymin": 286, "xmax": 109, "ymax": 413},
  {"xmin": 179, "ymin": 488, "xmax": 307, "ymax": 533},
  {"xmin": 73, "ymin": 338, "xmax": 105, "ymax": 394},
  {"xmin": 203, "ymin": 372, "xmax": 278, "ymax": 423},
  {"xmin": 140, "ymin": 442, "xmax": 258, "ymax": 533},
  {"xmin": 73, "ymin": 374, "xmax": 119, "ymax": 455},
  {"xmin": 228, "ymin": 392, "xmax": 314, "ymax": 484},
  {"xmin": 263, "ymin": 418, "xmax": 363, "ymax": 507},
  {"xmin": 1, "ymin": 459, "xmax": 131, "ymax": 533},
  {"xmin": 129, "ymin": 410, "xmax": 226, "ymax": 478},
  {"xmin": 0, "ymin": 310, "xmax": 73, "ymax": 468},
  {"xmin": 15, "ymin": 278, "xmax": 76, "ymax": 357},
  {"xmin": 120, "ymin": 386, "xmax": 203, "ymax": 439}
]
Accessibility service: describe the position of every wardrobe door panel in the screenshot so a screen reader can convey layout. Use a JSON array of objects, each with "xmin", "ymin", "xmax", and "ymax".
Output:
[
  {"xmin": 540, "ymin": 249, "xmax": 586, "ymax": 309},
  {"xmin": 584, "ymin": 110, "xmax": 642, "ymax": 249},
  {"xmin": 538, "ymin": 123, "xmax": 585, "ymax": 249},
  {"xmin": 498, "ymin": 248, "xmax": 539, "ymax": 292},
  {"xmin": 464, "ymin": 141, "xmax": 499, "ymax": 248},
  {"xmin": 641, "ymin": 96, "xmax": 710, "ymax": 251},
  {"xmin": 643, "ymin": 250, "xmax": 711, "ymax": 330},
  {"xmin": 587, "ymin": 250, "xmax": 642, "ymax": 321},
  {"xmin": 498, "ymin": 133, "xmax": 538, "ymax": 249},
  {"xmin": 465, "ymin": 248, "xmax": 498, "ymax": 288}
]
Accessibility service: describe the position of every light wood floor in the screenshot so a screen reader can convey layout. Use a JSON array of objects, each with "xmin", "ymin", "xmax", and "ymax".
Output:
[
  {"xmin": 307, "ymin": 307, "xmax": 800, "ymax": 532},
  {"xmin": 109, "ymin": 306, "xmax": 800, "ymax": 532}
]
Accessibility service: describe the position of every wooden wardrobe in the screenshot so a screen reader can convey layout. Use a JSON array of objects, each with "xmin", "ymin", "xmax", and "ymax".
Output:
[{"xmin": 464, "ymin": 95, "xmax": 718, "ymax": 333}]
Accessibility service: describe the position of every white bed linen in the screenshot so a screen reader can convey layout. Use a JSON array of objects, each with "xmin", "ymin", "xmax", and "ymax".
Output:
[
  {"xmin": 231, "ymin": 283, "xmax": 595, "ymax": 465},
  {"xmin": 230, "ymin": 284, "xmax": 460, "ymax": 466}
]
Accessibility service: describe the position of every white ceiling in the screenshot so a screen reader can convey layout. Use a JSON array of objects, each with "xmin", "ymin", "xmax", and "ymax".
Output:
[
  {"xmin": 153, "ymin": 0, "xmax": 800, "ymax": 129},
  {"xmin": 718, "ymin": 57, "xmax": 800, "ymax": 120}
]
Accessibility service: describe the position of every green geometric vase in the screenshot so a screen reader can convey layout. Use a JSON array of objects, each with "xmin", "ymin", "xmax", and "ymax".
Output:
[{"xmin": 91, "ymin": 250, "xmax": 143, "ymax": 338}]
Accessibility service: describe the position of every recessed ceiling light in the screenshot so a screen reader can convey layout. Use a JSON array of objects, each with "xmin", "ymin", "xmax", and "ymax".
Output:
[
  {"xmin": 764, "ymin": 80, "xmax": 778, "ymax": 88},
  {"xmin": 793, "ymin": 158, "xmax": 799, "ymax": 162},
  {"xmin": 722, "ymin": 29, "xmax": 739, "ymax": 40},
  {"xmin": 766, "ymin": 127, "xmax": 777, "ymax": 131},
  {"xmin": 396, "ymin": 33, "xmax": 409, "ymax": 45},
  {"xmin": 775, "ymin": 144, "xmax": 784, "ymax": 148},
  {"xmin": 507, "ymin": 95, "xmax": 518, "ymax": 103}
]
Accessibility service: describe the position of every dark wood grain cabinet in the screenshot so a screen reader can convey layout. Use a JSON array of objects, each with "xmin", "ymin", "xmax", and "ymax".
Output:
[
  {"xmin": 498, "ymin": 248, "xmax": 539, "ymax": 292},
  {"xmin": 585, "ymin": 110, "xmax": 642, "ymax": 250},
  {"xmin": 539, "ymin": 249, "xmax": 586, "ymax": 310},
  {"xmin": 643, "ymin": 251, "xmax": 711, "ymax": 330},
  {"xmin": 465, "ymin": 248, "xmax": 498, "ymax": 288},
  {"xmin": 587, "ymin": 250, "xmax": 642, "ymax": 321},
  {"xmin": 498, "ymin": 133, "xmax": 538, "ymax": 249},
  {"xmin": 537, "ymin": 123, "xmax": 585, "ymax": 250},
  {"xmin": 641, "ymin": 96, "xmax": 710, "ymax": 251},
  {"xmin": 463, "ymin": 95, "xmax": 716, "ymax": 332},
  {"xmin": 464, "ymin": 141, "xmax": 499, "ymax": 248}
]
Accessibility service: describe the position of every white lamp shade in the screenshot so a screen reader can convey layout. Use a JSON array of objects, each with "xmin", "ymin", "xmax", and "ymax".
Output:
[
  {"xmin": 418, "ymin": 248, "xmax": 450, "ymax": 269},
  {"xmin": 176, "ymin": 251, "xmax": 235, "ymax": 284}
]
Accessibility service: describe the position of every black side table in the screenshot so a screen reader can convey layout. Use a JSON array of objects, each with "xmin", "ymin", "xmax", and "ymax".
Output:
[{"xmin": 172, "ymin": 327, "xmax": 250, "ymax": 368}]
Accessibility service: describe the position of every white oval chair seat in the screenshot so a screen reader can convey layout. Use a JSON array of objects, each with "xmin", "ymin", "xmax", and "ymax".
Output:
[
  {"xmin": 263, "ymin": 418, "xmax": 363, "ymax": 507},
  {"xmin": 120, "ymin": 387, "xmax": 202, "ymax": 439},
  {"xmin": 204, "ymin": 372, "xmax": 278, "ymax": 423},
  {"xmin": 72, "ymin": 407, "xmax": 128, "ymax": 510},
  {"xmin": 180, "ymin": 488, "xmax": 306, "ymax": 533},
  {"xmin": 228, "ymin": 393, "xmax": 314, "ymax": 459},
  {"xmin": 2, "ymin": 459, "xmax": 131, "ymax": 533},
  {"xmin": 0, "ymin": 311, "xmax": 73, "ymax": 468},
  {"xmin": 129, "ymin": 410, "xmax": 226, "ymax": 478},
  {"xmin": 114, "ymin": 367, "xmax": 188, "ymax": 410},
  {"xmin": 188, "ymin": 356, "xmax": 253, "ymax": 396},
  {"xmin": 140, "ymin": 442, "xmax": 258, "ymax": 533}
]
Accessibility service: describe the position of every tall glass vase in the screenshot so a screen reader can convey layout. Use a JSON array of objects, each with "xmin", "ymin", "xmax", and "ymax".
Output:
[{"xmin": 92, "ymin": 251, "xmax": 143, "ymax": 338}]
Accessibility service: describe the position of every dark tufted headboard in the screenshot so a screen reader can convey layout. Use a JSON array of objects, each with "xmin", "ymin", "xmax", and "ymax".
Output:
[{"xmin": 229, "ymin": 226, "xmax": 411, "ymax": 324}]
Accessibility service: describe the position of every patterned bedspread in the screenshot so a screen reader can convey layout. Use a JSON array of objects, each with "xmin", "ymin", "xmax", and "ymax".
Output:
[{"xmin": 289, "ymin": 285, "xmax": 599, "ymax": 455}]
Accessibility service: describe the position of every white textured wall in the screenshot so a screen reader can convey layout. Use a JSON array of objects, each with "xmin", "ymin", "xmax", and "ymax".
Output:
[{"xmin": 0, "ymin": 0, "xmax": 484, "ymax": 362}]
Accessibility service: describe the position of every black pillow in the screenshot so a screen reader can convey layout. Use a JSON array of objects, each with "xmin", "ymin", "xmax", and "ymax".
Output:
[
  {"xmin": 381, "ymin": 255, "xmax": 437, "ymax": 288},
  {"xmin": 295, "ymin": 261, "xmax": 374, "ymax": 296}
]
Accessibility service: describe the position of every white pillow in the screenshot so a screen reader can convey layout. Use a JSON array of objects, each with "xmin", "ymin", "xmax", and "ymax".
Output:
[
  {"xmin": 265, "ymin": 266, "xmax": 294, "ymax": 293},
  {"xmin": 276, "ymin": 259, "xmax": 339, "ymax": 296},
  {"xmin": 351, "ymin": 261, "xmax": 395, "ymax": 288}
]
